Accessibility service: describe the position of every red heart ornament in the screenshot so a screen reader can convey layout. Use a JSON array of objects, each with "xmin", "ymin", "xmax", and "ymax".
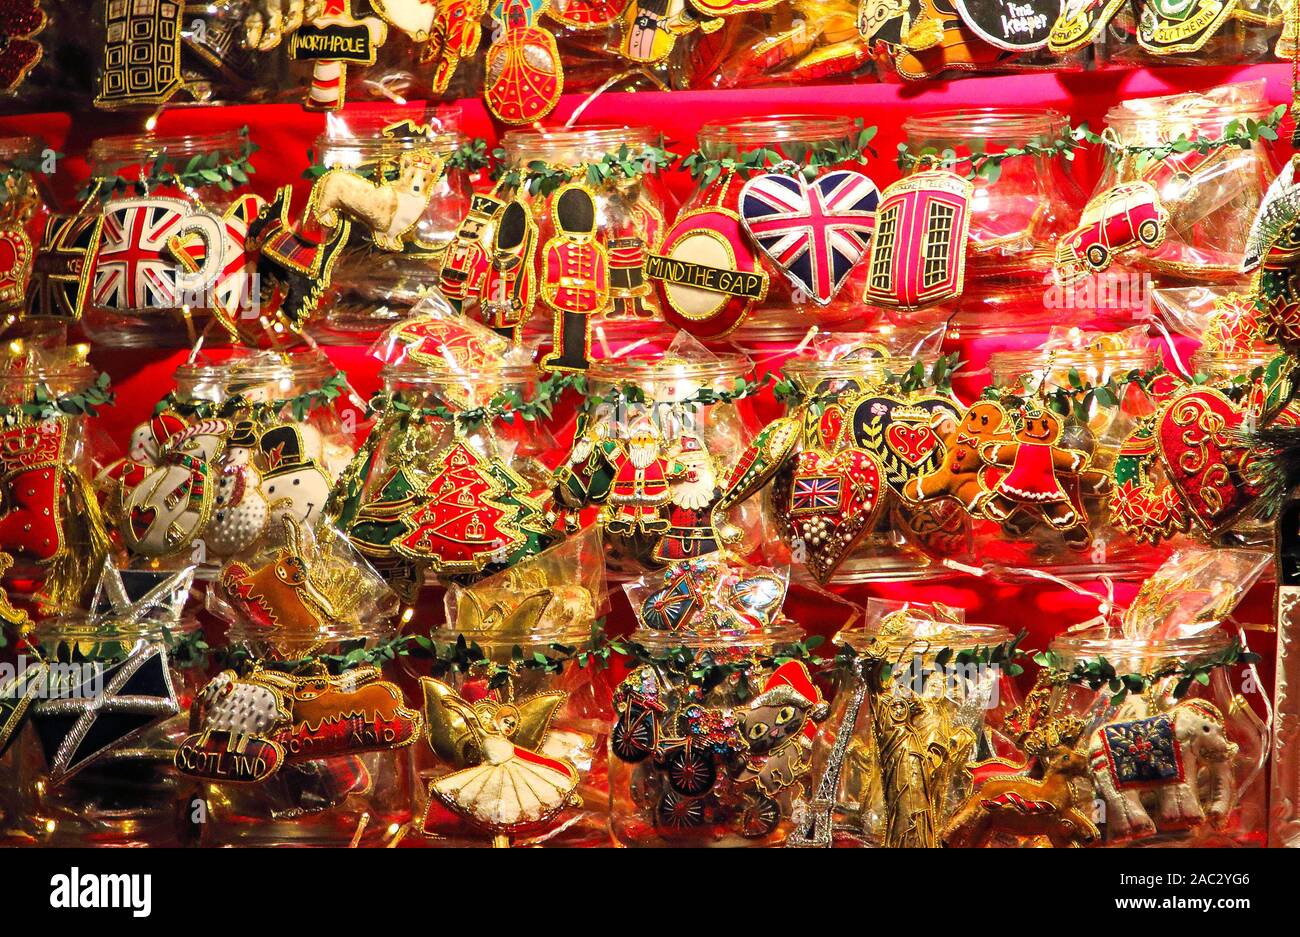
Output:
[
  {"xmin": 781, "ymin": 446, "xmax": 885, "ymax": 583},
  {"xmin": 1156, "ymin": 388, "xmax": 1250, "ymax": 534},
  {"xmin": 886, "ymin": 423, "xmax": 939, "ymax": 465}
]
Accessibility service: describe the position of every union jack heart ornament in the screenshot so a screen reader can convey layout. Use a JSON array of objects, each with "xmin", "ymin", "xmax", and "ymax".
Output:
[
  {"xmin": 738, "ymin": 169, "xmax": 879, "ymax": 306},
  {"xmin": 774, "ymin": 445, "xmax": 886, "ymax": 583}
]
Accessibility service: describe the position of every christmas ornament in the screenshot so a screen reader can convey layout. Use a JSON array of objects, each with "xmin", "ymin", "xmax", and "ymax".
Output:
[
  {"xmin": 734, "ymin": 661, "xmax": 830, "ymax": 797},
  {"xmin": 172, "ymin": 195, "xmax": 266, "ymax": 338},
  {"xmin": 891, "ymin": 0, "xmax": 1015, "ymax": 78},
  {"xmin": 0, "ymin": 225, "xmax": 31, "ymax": 311},
  {"xmin": 954, "ymin": 0, "xmax": 1058, "ymax": 49},
  {"xmin": 122, "ymin": 417, "xmax": 230, "ymax": 558},
  {"xmin": 206, "ymin": 451, "xmax": 270, "ymax": 558},
  {"xmin": 714, "ymin": 415, "xmax": 802, "ymax": 516},
  {"xmin": 421, "ymin": 0, "xmax": 489, "ymax": 95},
  {"xmin": 24, "ymin": 213, "xmax": 103, "ymax": 320},
  {"xmin": 547, "ymin": 0, "xmax": 624, "ymax": 26},
  {"xmin": 738, "ymin": 169, "xmax": 879, "ymax": 306},
  {"xmin": 176, "ymin": 670, "xmax": 288, "ymax": 783},
  {"xmin": 309, "ymin": 146, "xmax": 443, "ymax": 252},
  {"xmin": 1087, "ymin": 698, "xmax": 1236, "ymax": 842},
  {"xmin": 393, "ymin": 439, "xmax": 527, "ymax": 574},
  {"xmin": 0, "ymin": 658, "xmax": 45, "ymax": 758},
  {"xmin": 0, "ymin": 0, "xmax": 45, "ymax": 92},
  {"xmin": 439, "ymin": 193, "xmax": 505, "ymax": 309},
  {"xmin": 96, "ymin": 0, "xmax": 184, "ymax": 109},
  {"xmin": 654, "ymin": 434, "xmax": 725, "ymax": 562},
  {"xmin": 88, "ymin": 563, "xmax": 195, "ymax": 628},
  {"xmin": 0, "ymin": 418, "xmax": 71, "ymax": 567},
  {"xmin": 246, "ymin": 185, "xmax": 351, "ymax": 331},
  {"xmin": 648, "ymin": 206, "xmax": 769, "ymax": 339},
  {"xmin": 421, "ymin": 676, "xmax": 580, "ymax": 844},
  {"xmin": 1054, "ymin": 181, "xmax": 1168, "ymax": 285},
  {"xmin": 603, "ymin": 417, "xmax": 671, "ymax": 537},
  {"xmin": 484, "ymin": 0, "xmax": 564, "ymax": 125},
  {"xmin": 778, "ymin": 446, "xmax": 886, "ymax": 583},
  {"xmin": 618, "ymin": 0, "xmax": 717, "ymax": 63},
  {"xmin": 1111, "ymin": 386, "xmax": 1258, "ymax": 542},
  {"xmin": 479, "ymin": 197, "xmax": 537, "ymax": 339},
  {"xmin": 635, "ymin": 555, "xmax": 785, "ymax": 634},
  {"xmin": 285, "ymin": 0, "xmax": 387, "ymax": 109},
  {"xmin": 539, "ymin": 183, "xmax": 608, "ymax": 373},
  {"xmin": 1047, "ymin": 0, "xmax": 1126, "ymax": 53},
  {"xmin": 219, "ymin": 516, "xmax": 337, "ymax": 634},
  {"xmin": 1136, "ymin": 0, "xmax": 1237, "ymax": 55},
  {"xmin": 901, "ymin": 400, "xmax": 1009, "ymax": 514},
  {"xmin": 31, "ymin": 642, "xmax": 179, "ymax": 783},
  {"xmin": 258, "ymin": 424, "xmax": 332, "ymax": 529},
  {"xmin": 388, "ymin": 308, "xmax": 510, "ymax": 367},
  {"xmin": 850, "ymin": 393, "xmax": 959, "ymax": 493},
  {"xmin": 945, "ymin": 675, "xmax": 1099, "ymax": 847},
  {"xmin": 863, "ymin": 169, "xmax": 972, "ymax": 309},
  {"xmin": 977, "ymin": 403, "xmax": 1110, "ymax": 550},
  {"xmin": 92, "ymin": 197, "xmax": 225, "ymax": 312}
]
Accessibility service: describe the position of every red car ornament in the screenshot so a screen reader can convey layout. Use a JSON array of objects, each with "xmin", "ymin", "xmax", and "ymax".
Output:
[{"xmin": 1054, "ymin": 181, "xmax": 1168, "ymax": 283}]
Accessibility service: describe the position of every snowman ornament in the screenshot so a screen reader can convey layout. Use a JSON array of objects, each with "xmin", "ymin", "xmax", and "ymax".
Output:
[
  {"xmin": 204, "ymin": 421, "xmax": 269, "ymax": 558},
  {"xmin": 257, "ymin": 424, "xmax": 332, "ymax": 530}
]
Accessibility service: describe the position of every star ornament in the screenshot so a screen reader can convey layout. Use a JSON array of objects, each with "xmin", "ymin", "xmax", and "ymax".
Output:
[
  {"xmin": 88, "ymin": 561, "xmax": 196, "ymax": 629},
  {"xmin": 31, "ymin": 642, "xmax": 180, "ymax": 782}
]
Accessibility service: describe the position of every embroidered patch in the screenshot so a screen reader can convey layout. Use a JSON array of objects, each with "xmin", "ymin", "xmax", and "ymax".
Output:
[
  {"xmin": 863, "ymin": 169, "xmax": 972, "ymax": 309},
  {"xmin": 24, "ymin": 213, "xmax": 102, "ymax": 320},
  {"xmin": 1101, "ymin": 714, "xmax": 1185, "ymax": 789},
  {"xmin": 96, "ymin": 0, "xmax": 184, "ymax": 109}
]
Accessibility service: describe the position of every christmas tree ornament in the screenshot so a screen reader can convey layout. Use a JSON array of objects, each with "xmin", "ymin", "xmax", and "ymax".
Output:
[
  {"xmin": 1054, "ymin": 181, "xmax": 1168, "ymax": 285},
  {"xmin": 647, "ymin": 206, "xmax": 769, "ymax": 339},
  {"xmin": 483, "ymin": 0, "xmax": 564, "ymax": 126},
  {"xmin": 713, "ymin": 415, "xmax": 802, "ymax": 516},
  {"xmin": 31, "ymin": 642, "xmax": 179, "ymax": 783},
  {"xmin": 23, "ymin": 213, "xmax": 103, "ymax": 321},
  {"xmin": 540, "ymin": 183, "xmax": 609, "ymax": 373},
  {"xmin": 863, "ymin": 168, "xmax": 973, "ymax": 309},
  {"xmin": 0, "ymin": 0, "xmax": 46, "ymax": 92},
  {"xmin": 439, "ymin": 192, "xmax": 506, "ymax": 309},
  {"xmin": 393, "ymin": 438, "xmax": 528, "ymax": 574},
  {"xmin": 387, "ymin": 306, "xmax": 511, "ymax": 368},
  {"xmin": 175, "ymin": 670, "xmax": 288, "ymax": 783},
  {"xmin": 421, "ymin": 676, "xmax": 580, "ymax": 845},
  {"xmin": 0, "ymin": 224, "xmax": 30, "ymax": 311},
  {"xmin": 739, "ymin": 169, "xmax": 879, "ymax": 306},
  {"xmin": 733, "ymin": 661, "xmax": 830, "ymax": 797},
  {"xmin": 171, "ymin": 194, "xmax": 268, "ymax": 336},
  {"xmin": 603, "ymin": 416, "xmax": 672, "ymax": 537},
  {"xmin": 654, "ymin": 434, "xmax": 726, "ymax": 562},
  {"xmin": 308, "ymin": 146, "xmax": 444, "ymax": 252},
  {"xmin": 218, "ymin": 515, "xmax": 338, "ymax": 635},
  {"xmin": 88, "ymin": 564, "xmax": 196, "ymax": 629},
  {"xmin": 95, "ymin": 0, "xmax": 184, "ymax": 109},
  {"xmin": 890, "ymin": 0, "xmax": 1015, "ymax": 79}
]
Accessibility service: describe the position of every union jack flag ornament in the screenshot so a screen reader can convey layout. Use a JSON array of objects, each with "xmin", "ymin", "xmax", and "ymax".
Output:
[
  {"xmin": 92, "ymin": 197, "xmax": 224, "ymax": 311},
  {"xmin": 791, "ymin": 474, "xmax": 844, "ymax": 514},
  {"xmin": 738, "ymin": 169, "xmax": 879, "ymax": 306}
]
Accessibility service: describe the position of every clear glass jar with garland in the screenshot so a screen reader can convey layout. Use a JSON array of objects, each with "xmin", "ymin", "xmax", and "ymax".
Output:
[
  {"xmin": 307, "ymin": 109, "xmax": 476, "ymax": 343},
  {"xmin": 678, "ymin": 115, "xmax": 878, "ymax": 343},
  {"xmin": 407, "ymin": 532, "xmax": 613, "ymax": 848},
  {"xmin": 1098, "ymin": 0, "xmax": 1280, "ymax": 67},
  {"xmin": 609, "ymin": 557, "xmax": 824, "ymax": 847},
  {"xmin": 1073, "ymin": 84, "xmax": 1278, "ymax": 292},
  {"xmin": 0, "ymin": 343, "xmax": 116, "ymax": 612},
  {"xmin": 562, "ymin": 349, "xmax": 763, "ymax": 578},
  {"xmin": 801, "ymin": 610, "xmax": 1022, "ymax": 848},
  {"xmin": 328, "ymin": 352, "xmax": 562, "ymax": 601},
  {"xmin": 1044, "ymin": 628, "xmax": 1269, "ymax": 847},
  {"xmin": 3, "ymin": 606, "xmax": 206, "ymax": 846},
  {"xmin": 771, "ymin": 352, "xmax": 963, "ymax": 583},
  {"xmin": 899, "ymin": 108, "xmax": 1089, "ymax": 335},
  {"xmin": 103, "ymin": 348, "xmax": 358, "ymax": 572},
  {"xmin": 81, "ymin": 130, "xmax": 259, "ymax": 348},
  {"xmin": 973, "ymin": 341, "xmax": 1176, "ymax": 575},
  {"xmin": 188, "ymin": 528, "xmax": 419, "ymax": 847}
]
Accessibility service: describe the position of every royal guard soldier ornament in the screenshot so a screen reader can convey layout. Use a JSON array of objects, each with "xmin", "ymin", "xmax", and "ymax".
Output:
[
  {"xmin": 480, "ymin": 198, "xmax": 538, "ymax": 340},
  {"xmin": 440, "ymin": 193, "xmax": 506, "ymax": 310},
  {"xmin": 540, "ymin": 183, "xmax": 609, "ymax": 373}
]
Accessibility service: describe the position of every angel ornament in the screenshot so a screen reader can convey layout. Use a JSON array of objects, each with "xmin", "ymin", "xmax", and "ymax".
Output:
[{"xmin": 422, "ymin": 676, "xmax": 581, "ymax": 846}]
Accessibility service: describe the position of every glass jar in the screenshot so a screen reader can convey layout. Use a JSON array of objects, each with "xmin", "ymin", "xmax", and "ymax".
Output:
[
  {"xmin": 1079, "ymin": 85, "xmax": 1276, "ymax": 289},
  {"xmin": 685, "ymin": 115, "xmax": 876, "ymax": 342},
  {"xmin": 495, "ymin": 124, "xmax": 677, "ymax": 360},
  {"xmin": 977, "ymin": 343, "xmax": 1174, "ymax": 574},
  {"xmin": 771, "ymin": 354, "xmax": 960, "ymax": 583},
  {"xmin": 110, "ymin": 348, "xmax": 357, "ymax": 569},
  {"xmin": 1100, "ymin": 0, "xmax": 1279, "ymax": 66},
  {"xmin": 0, "ymin": 346, "xmax": 116, "ymax": 609},
  {"xmin": 566, "ymin": 351, "xmax": 762, "ymax": 577},
  {"xmin": 901, "ymin": 109, "xmax": 1088, "ymax": 334},
  {"xmin": 331, "ymin": 357, "xmax": 559, "ymax": 598},
  {"xmin": 6, "ymin": 612, "xmax": 205, "ymax": 846},
  {"xmin": 309, "ymin": 111, "xmax": 474, "ymax": 343},
  {"xmin": 1046, "ymin": 629, "xmax": 1269, "ymax": 847},
  {"xmin": 82, "ymin": 130, "xmax": 256, "ymax": 347},
  {"xmin": 803, "ymin": 619, "xmax": 1019, "ymax": 848},
  {"xmin": 608, "ymin": 619, "xmax": 824, "ymax": 846}
]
